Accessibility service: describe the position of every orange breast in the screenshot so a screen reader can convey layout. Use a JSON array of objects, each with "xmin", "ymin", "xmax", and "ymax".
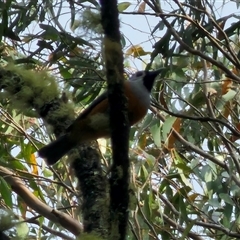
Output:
[
  {"xmin": 68, "ymin": 81, "xmax": 148, "ymax": 144},
  {"xmin": 124, "ymin": 83, "xmax": 148, "ymax": 125}
]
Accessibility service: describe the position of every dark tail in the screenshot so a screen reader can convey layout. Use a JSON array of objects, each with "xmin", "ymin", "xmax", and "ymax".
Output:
[{"xmin": 38, "ymin": 135, "xmax": 75, "ymax": 165}]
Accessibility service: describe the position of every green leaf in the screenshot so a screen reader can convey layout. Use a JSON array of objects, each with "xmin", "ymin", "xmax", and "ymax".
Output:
[
  {"xmin": 176, "ymin": 57, "xmax": 189, "ymax": 68},
  {"xmin": 120, "ymin": 33, "xmax": 126, "ymax": 48},
  {"xmin": 162, "ymin": 116, "xmax": 176, "ymax": 141},
  {"xmin": 180, "ymin": 220, "xmax": 195, "ymax": 240},
  {"xmin": 207, "ymin": 139, "xmax": 213, "ymax": 151},
  {"xmin": 5, "ymin": 0, "xmax": 12, "ymax": 10},
  {"xmin": 16, "ymin": 221, "xmax": 29, "ymax": 239},
  {"xmin": 140, "ymin": 165, "xmax": 149, "ymax": 180},
  {"xmin": 208, "ymin": 198, "xmax": 220, "ymax": 207},
  {"xmin": 143, "ymin": 151, "xmax": 155, "ymax": 167},
  {"xmin": 139, "ymin": 114, "xmax": 154, "ymax": 131},
  {"xmin": 219, "ymin": 193, "xmax": 234, "ymax": 205},
  {"xmin": 206, "ymin": 160, "xmax": 217, "ymax": 175},
  {"xmin": 0, "ymin": 177, "xmax": 12, "ymax": 208},
  {"xmin": 202, "ymin": 165, "xmax": 212, "ymax": 183},
  {"xmin": 0, "ymin": 8, "xmax": 8, "ymax": 42},
  {"xmin": 151, "ymin": 21, "xmax": 165, "ymax": 35},
  {"xmin": 42, "ymin": 168, "xmax": 53, "ymax": 178},
  {"xmin": 74, "ymin": 36, "xmax": 94, "ymax": 47},
  {"xmin": 221, "ymin": 171, "xmax": 229, "ymax": 178},
  {"xmin": 70, "ymin": 20, "xmax": 81, "ymax": 32},
  {"xmin": 39, "ymin": 24, "xmax": 59, "ymax": 41},
  {"xmin": 39, "ymin": 24, "xmax": 58, "ymax": 34},
  {"xmin": 143, "ymin": 191, "xmax": 152, "ymax": 219},
  {"xmin": 59, "ymin": 66, "xmax": 72, "ymax": 80},
  {"xmin": 222, "ymin": 203, "xmax": 233, "ymax": 228},
  {"xmin": 0, "ymin": 210, "xmax": 14, "ymax": 230},
  {"xmin": 39, "ymin": 7, "xmax": 46, "ymax": 22},
  {"xmin": 221, "ymin": 89, "xmax": 236, "ymax": 102},
  {"xmin": 150, "ymin": 119, "xmax": 161, "ymax": 147},
  {"xmin": 66, "ymin": 58, "xmax": 94, "ymax": 68},
  {"xmin": 8, "ymin": 158, "xmax": 28, "ymax": 171},
  {"xmin": 79, "ymin": 0, "xmax": 99, "ymax": 6},
  {"xmin": 181, "ymin": 25, "xmax": 194, "ymax": 50},
  {"xmin": 117, "ymin": 2, "xmax": 131, "ymax": 12}
]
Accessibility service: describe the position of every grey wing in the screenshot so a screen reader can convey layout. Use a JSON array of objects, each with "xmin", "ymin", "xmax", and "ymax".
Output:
[
  {"xmin": 77, "ymin": 91, "xmax": 108, "ymax": 119},
  {"xmin": 67, "ymin": 91, "xmax": 108, "ymax": 131}
]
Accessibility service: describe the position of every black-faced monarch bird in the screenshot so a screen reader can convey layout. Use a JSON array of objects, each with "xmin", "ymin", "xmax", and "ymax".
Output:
[{"xmin": 38, "ymin": 69, "xmax": 162, "ymax": 165}]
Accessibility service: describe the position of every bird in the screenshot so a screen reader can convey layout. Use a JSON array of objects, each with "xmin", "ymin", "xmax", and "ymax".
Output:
[{"xmin": 38, "ymin": 69, "xmax": 162, "ymax": 165}]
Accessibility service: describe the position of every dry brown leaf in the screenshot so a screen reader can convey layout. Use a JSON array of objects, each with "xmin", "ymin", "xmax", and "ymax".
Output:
[
  {"xmin": 167, "ymin": 118, "xmax": 182, "ymax": 149},
  {"xmin": 138, "ymin": 2, "xmax": 146, "ymax": 13}
]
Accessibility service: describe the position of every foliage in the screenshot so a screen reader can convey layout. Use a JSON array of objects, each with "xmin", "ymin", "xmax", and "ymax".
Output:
[{"xmin": 0, "ymin": 0, "xmax": 240, "ymax": 239}]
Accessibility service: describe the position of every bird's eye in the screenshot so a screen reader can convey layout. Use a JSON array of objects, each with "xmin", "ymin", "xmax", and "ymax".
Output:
[
  {"xmin": 129, "ymin": 71, "xmax": 145, "ymax": 81},
  {"xmin": 135, "ymin": 71, "xmax": 144, "ymax": 77}
]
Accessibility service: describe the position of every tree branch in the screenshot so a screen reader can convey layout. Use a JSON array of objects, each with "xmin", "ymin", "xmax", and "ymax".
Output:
[
  {"xmin": 100, "ymin": 0, "xmax": 130, "ymax": 239},
  {"xmin": 0, "ymin": 65, "xmax": 109, "ymax": 237},
  {"xmin": 143, "ymin": 1, "xmax": 240, "ymax": 83},
  {"xmin": 0, "ymin": 166, "xmax": 82, "ymax": 235}
]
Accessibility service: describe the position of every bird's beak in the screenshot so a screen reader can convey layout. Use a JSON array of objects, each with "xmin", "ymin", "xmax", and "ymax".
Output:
[{"xmin": 149, "ymin": 68, "xmax": 165, "ymax": 77}]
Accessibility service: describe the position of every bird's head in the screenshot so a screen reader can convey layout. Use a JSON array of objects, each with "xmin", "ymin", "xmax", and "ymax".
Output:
[{"xmin": 129, "ymin": 69, "xmax": 164, "ymax": 92}]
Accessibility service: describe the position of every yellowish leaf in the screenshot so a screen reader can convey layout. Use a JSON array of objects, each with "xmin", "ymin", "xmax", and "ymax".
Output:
[
  {"xmin": 188, "ymin": 193, "xmax": 199, "ymax": 202},
  {"xmin": 192, "ymin": 61, "xmax": 211, "ymax": 70},
  {"xmin": 118, "ymin": 2, "xmax": 131, "ymax": 12},
  {"xmin": 138, "ymin": 133, "xmax": 147, "ymax": 149},
  {"xmin": 126, "ymin": 45, "xmax": 151, "ymax": 58},
  {"xmin": 29, "ymin": 154, "xmax": 38, "ymax": 175}
]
